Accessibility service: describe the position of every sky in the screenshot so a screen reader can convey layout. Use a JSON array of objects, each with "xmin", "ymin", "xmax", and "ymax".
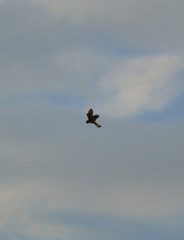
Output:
[{"xmin": 0, "ymin": 0, "xmax": 184, "ymax": 239}]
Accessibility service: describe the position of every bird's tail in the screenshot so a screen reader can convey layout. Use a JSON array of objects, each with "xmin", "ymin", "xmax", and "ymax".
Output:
[{"xmin": 95, "ymin": 122, "xmax": 101, "ymax": 128}]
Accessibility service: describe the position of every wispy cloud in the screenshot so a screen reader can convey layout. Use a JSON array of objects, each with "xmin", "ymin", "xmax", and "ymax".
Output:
[
  {"xmin": 94, "ymin": 54, "xmax": 183, "ymax": 117},
  {"xmin": 1, "ymin": 0, "xmax": 184, "ymax": 119},
  {"xmin": 0, "ymin": 1, "xmax": 184, "ymax": 239}
]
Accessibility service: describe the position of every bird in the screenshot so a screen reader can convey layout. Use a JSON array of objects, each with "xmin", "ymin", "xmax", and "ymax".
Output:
[{"xmin": 86, "ymin": 108, "xmax": 101, "ymax": 128}]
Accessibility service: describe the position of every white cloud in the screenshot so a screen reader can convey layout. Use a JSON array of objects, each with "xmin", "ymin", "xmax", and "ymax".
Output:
[
  {"xmin": 0, "ymin": 0, "xmax": 183, "ymax": 118},
  {"xmin": 94, "ymin": 54, "xmax": 183, "ymax": 118},
  {"xmin": 0, "ymin": 1, "xmax": 184, "ymax": 239}
]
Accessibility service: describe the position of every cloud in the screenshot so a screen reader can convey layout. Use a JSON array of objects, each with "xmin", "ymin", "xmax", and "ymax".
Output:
[
  {"xmin": 0, "ymin": 104, "xmax": 184, "ymax": 214},
  {"xmin": 0, "ymin": 102, "xmax": 183, "ymax": 239},
  {"xmin": 93, "ymin": 54, "xmax": 183, "ymax": 118},
  {"xmin": 0, "ymin": 0, "xmax": 112, "ymax": 99},
  {"xmin": 0, "ymin": 1, "xmax": 184, "ymax": 239},
  {"xmin": 28, "ymin": 0, "xmax": 184, "ymax": 51},
  {"xmin": 0, "ymin": 0, "xmax": 183, "ymax": 120},
  {"xmin": 26, "ymin": 208, "xmax": 184, "ymax": 240}
]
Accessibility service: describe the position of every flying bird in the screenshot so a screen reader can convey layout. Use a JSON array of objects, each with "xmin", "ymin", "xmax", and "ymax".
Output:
[{"xmin": 86, "ymin": 108, "xmax": 101, "ymax": 128}]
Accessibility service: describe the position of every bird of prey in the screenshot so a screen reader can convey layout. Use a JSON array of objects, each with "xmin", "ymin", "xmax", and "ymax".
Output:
[{"xmin": 86, "ymin": 108, "xmax": 101, "ymax": 128}]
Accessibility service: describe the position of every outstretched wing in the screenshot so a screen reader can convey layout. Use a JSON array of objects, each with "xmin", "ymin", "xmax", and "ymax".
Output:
[
  {"xmin": 93, "ymin": 114, "xmax": 99, "ymax": 120},
  {"xmin": 87, "ymin": 108, "xmax": 93, "ymax": 119}
]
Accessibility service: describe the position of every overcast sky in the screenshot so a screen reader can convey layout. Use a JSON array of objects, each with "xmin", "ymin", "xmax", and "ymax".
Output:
[{"xmin": 0, "ymin": 0, "xmax": 184, "ymax": 239}]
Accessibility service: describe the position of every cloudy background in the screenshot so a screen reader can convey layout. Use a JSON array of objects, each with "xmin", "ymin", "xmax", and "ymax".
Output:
[{"xmin": 0, "ymin": 0, "xmax": 184, "ymax": 239}]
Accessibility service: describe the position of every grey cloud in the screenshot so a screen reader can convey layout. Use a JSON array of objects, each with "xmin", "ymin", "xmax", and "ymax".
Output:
[
  {"xmin": 0, "ymin": 103, "xmax": 183, "ymax": 239},
  {"xmin": 0, "ymin": 0, "xmax": 110, "ymax": 97},
  {"xmin": 0, "ymin": 104, "xmax": 184, "ymax": 213},
  {"xmin": 0, "ymin": 1, "xmax": 184, "ymax": 239},
  {"xmin": 1, "ymin": 0, "xmax": 184, "ymax": 112},
  {"xmin": 15, "ymin": 207, "xmax": 184, "ymax": 240},
  {"xmin": 30, "ymin": 0, "xmax": 184, "ymax": 52}
]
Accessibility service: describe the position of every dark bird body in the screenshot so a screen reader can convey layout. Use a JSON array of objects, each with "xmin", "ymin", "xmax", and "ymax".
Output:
[{"xmin": 86, "ymin": 108, "xmax": 101, "ymax": 128}]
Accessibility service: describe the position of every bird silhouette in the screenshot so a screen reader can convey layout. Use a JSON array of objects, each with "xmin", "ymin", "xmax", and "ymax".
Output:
[{"xmin": 86, "ymin": 108, "xmax": 101, "ymax": 128}]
